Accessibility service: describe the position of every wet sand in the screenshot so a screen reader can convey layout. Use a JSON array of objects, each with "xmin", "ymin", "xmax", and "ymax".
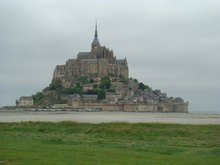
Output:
[{"xmin": 0, "ymin": 111, "xmax": 220, "ymax": 124}]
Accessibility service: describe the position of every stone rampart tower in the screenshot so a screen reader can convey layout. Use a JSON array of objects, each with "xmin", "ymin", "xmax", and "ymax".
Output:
[{"xmin": 53, "ymin": 23, "xmax": 129, "ymax": 87}]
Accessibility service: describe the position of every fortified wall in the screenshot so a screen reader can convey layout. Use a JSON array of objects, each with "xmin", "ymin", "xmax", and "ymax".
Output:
[{"xmin": 72, "ymin": 101, "xmax": 188, "ymax": 113}]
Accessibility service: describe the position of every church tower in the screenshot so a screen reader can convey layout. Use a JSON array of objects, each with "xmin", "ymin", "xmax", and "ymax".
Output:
[{"xmin": 91, "ymin": 22, "xmax": 100, "ymax": 50}]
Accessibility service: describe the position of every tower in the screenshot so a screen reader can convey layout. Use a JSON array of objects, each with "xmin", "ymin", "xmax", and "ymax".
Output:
[{"xmin": 91, "ymin": 22, "xmax": 100, "ymax": 50}]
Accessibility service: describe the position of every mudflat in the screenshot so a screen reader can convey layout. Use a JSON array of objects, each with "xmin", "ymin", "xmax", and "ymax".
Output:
[{"xmin": 0, "ymin": 111, "xmax": 220, "ymax": 124}]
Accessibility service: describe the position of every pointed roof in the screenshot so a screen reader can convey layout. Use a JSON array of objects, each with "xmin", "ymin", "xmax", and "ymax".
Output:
[
  {"xmin": 91, "ymin": 22, "xmax": 100, "ymax": 48},
  {"xmin": 94, "ymin": 21, "xmax": 98, "ymax": 38}
]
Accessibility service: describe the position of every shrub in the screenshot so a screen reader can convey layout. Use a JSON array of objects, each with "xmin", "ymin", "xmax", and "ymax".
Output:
[
  {"xmin": 97, "ymin": 88, "xmax": 106, "ymax": 100},
  {"xmin": 49, "ymin": 79, "xmax": 62, "ymax": 90},
  {"xmin": 99, "ymin": 77, "xmax": 111, "ymax": 89}
]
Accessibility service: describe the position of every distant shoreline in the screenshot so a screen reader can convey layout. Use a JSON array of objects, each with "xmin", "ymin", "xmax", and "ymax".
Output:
[
  {"xmin": 0, "ymin": 107, "xmax": 219, "ymax": 114},
  {"xmin": 0, "ymin": 111, "xmax": 220, "ymax": 125}
]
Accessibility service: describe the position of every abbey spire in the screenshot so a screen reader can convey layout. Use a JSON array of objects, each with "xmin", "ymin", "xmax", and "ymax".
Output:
[
  {"xmin": 95, "ymin": 21, "xmax": 98, "ymax": 38},
  {"xmin": 91, "ymin": 21, "xmax": 100, "ymax": 49}
]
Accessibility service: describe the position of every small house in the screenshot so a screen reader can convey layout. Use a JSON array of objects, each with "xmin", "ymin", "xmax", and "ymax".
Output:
[{"xmin": 18, "ymin": 96, "xmax": 33, "ymax": 107}]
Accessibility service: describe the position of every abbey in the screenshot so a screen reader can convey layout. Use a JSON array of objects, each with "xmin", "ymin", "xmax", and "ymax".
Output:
[{"xmin": 53, "ymin": 23, "xmax": 128, "ymax": 87}]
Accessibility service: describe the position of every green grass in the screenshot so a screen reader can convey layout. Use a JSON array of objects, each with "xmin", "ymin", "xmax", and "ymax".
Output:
[{"xmin": 0, "ymin": 122, "xmax": 219, "ymax": 165}]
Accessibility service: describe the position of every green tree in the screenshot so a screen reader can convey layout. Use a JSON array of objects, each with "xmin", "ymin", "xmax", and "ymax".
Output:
[
  {"xmin": 139, "ymin": 82, "xmax": 151, "ymax": 91},
  {"xmin": 97, "ymin": 88, "xmax": 106, "ymax": 100},
  {"xmin": 49, "ymin": 80, "xmax": 62, "ymax": 90},
  {"xmin": 33, "ymin": 92, "xmax": 44, "ymax": 105},
  {"xmin": 139, "ymin": 82, "xmax": 146, "ymax": 91},
  {"xmin": 63, "ymin": 83, "xmax": 83, "ymax": 95},
  {"xmin": 99, "ymin": 77, "xmax": 111, "ymax": 89},
  {"xmin": 93, "ymin": 84, "xmax": 98, "ymax": 89},
  {"xmin": 72, "ymin": 87, "xmax": 83, "ymax": 95},
  {"xmin": 134, "ymin": 79, "xmax": 138, "ymax": 83},
  {"xmin": 79, "ymin": 76, "xmax": 88, "ymax": 84}
]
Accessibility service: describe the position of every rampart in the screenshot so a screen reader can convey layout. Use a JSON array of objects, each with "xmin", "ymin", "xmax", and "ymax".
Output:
[{"xmin": 72, "ymin": 102, "xmax": 188, "ymax": 113}]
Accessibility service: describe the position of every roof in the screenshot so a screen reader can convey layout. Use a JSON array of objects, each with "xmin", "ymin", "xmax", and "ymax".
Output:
[
  {"xmin": 19, "ymin": 96, "xmax": 33, "ymax": 101},
  {"xmin": 116, "ymin": 59, "xmax": 127, "ymax": 65},
  {"xmin": 80, "ymin": 59, "xmax": 98, "ymax": 64},
  {"xmin": 77, "ymin": 52, "xmax": 91, "ymax": 59},
  {"xmin": 91, "ymin": 38, "xmax": 100, "ymax": 47},
  {"xmin": 91, "ymin": 22, "xmax": 100, "ymax": 48}
]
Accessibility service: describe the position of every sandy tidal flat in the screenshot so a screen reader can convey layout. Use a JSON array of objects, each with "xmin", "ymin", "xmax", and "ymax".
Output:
[{"xmin": 0, "ymin": 111, "xmax": 220, "ymax": 124}]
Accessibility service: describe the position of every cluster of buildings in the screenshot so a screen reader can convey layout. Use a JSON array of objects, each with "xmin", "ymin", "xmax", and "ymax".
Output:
[{"xmin": 70, "ymin": 78, "xmax": 185, "ymax": 105}]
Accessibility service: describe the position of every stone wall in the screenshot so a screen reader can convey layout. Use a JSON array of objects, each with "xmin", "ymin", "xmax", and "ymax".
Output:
[
  {"xmin": 123, "ymin": 104, "xmax": 158, "ymax": 112},
  {"xmin": 71, "ymin": 102, "xmax": 188, "ymax": 113},
  {"xmin": 162, "ymin": 103, "xmax": 188, "ymax": 113}
]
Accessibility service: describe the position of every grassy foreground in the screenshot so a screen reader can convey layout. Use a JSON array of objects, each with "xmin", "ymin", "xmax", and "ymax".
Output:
[{"xmin": 0, "ymin": 122, "xmax": 220, "ymax": 165}]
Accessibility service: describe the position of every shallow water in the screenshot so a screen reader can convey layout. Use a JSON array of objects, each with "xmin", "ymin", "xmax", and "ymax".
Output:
[{"xmin": 0, "ymin": 111, "xmax": 220, "ymax": 124}]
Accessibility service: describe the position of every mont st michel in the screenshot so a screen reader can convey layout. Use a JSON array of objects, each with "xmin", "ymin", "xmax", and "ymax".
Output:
[
  {"xmin": 18, "ymin": 24, "xmax": 188, "ymax": 113},
  {"xmin": 2, "ymin": 2, "xmax": 220, "ymax": 165}
]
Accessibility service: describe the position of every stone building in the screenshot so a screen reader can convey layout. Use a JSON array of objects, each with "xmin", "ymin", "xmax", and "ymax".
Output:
[
  {"xmin": 53, "ymin": 23, "xmax": 129, "ymax": 87},
  {"xmin": 18, "ymin": 96, "xmax": 33, "ymax": 107}
]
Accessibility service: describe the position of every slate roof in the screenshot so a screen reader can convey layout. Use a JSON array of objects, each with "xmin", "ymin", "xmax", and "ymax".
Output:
[
  {"xmin": 92, "ymin": 37, "xmax": 100, "ymax": 47},
  {"xmin": 77, "ymin": 52, "xmax": 91, "ymax": 59},
  {"xmin": 116, "ymin": 59, "xmax": 126, "ymax": 64},
  {"xmin": 19, "ymin": 96, "xmax": 33, "ymax": 101},
  {"xmin": 80, "ymin": 59, "xmax": 99, "ymax": 64}
]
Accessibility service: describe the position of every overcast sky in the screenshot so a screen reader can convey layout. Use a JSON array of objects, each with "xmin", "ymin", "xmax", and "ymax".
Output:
[{"xmin": 0, "ymin": 0, "xmax": 220, "ymax": 112}]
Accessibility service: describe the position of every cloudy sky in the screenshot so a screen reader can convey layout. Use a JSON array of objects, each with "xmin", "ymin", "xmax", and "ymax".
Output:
[{"xmin": 0, "ymin": 0, "xmax": 219, "ymax": 112}]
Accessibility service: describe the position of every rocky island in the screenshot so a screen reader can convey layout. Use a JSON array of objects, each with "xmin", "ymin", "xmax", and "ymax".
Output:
[{"xmin": 18, "ymin": 24, "xmax": 188, "ymax": 112}]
